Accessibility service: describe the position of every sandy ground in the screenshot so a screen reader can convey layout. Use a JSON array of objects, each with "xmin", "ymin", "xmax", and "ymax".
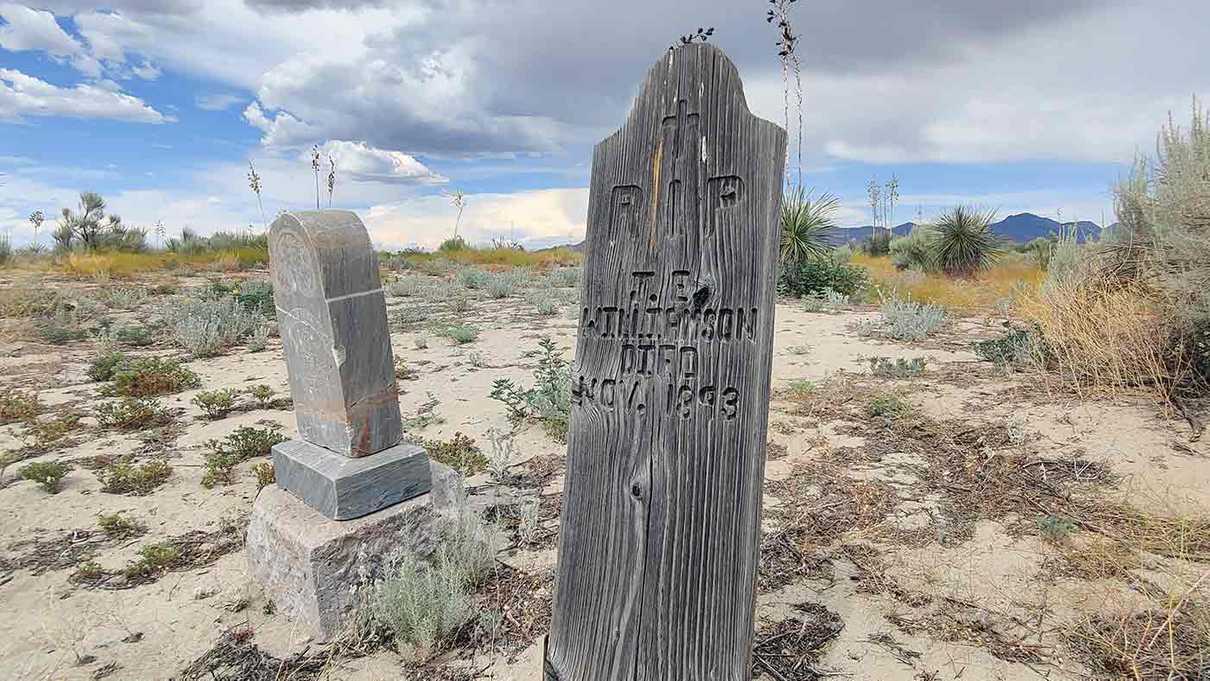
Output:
[{"xmin": 1, "ymin": 272, "xmax": 1207, "ymax": 681}]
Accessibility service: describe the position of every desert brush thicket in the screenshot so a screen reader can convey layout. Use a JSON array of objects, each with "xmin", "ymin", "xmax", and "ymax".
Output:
[{"xmin": 1020, "ymin": 101, "xmax": 1210, "ymax": 406}]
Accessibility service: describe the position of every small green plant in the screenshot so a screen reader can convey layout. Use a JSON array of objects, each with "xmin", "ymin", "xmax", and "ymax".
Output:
[
  {"xmin": 1037, "ymin": 515, "xmax": 1078, "ymax": 543},
  {"xmin": 166, "ymin": 295, "xmax": 267, "ymax": 358},
  {"xmin": 37, "ymin": 315, "xmax": 89, "ymax": 344},
  {"xmin": 192, "ymin": 388, "xmax": 238, "ymax": 419},
  {"xmin": 366, "ymin": 498, "xmax": 496, "ymax": 659},
  {"xmin": 489, "ymin": 337, "xmax": 571, "ymax": 441},
  {"xmin": 972, "ymin": 329, "xmax": 1041, "ymax": 369},
  {"xmin": 108, "ymin": 357, "xmax": 199, "ymax": 397},
  {"xmin": 485, "ymin": 428, "xmax": 515, "ymax": 482},
  {"xmin": 444, "ymin": 324, "xmax": 480, "ymax": 345},
  {"xmin": 19, "ymin": 413, "xmax": 80, "ymax": 452},
  {"xmin": 75, "ymin": 560, "xmax": 104, "ymax": 581},
  {"xmin": 548, "ymin": 267, "xmax": 580, "ymax": 288},
  {"xmin": 113, "ymin": 324, "xmax": 153, "ymax": 347},
  {"xmin": 785, "ymin": 379, "xmax": 815, "ymax": 398},
  {"xmin": 95, "ymin": 396, "xmax": 171, "ymax": 430},
  {"xmin": 395, "ymin": 358, "xmax": 418, "ymax": 381},
  {"xmin": 235, "ymin": 280, "xmax": 274, "ymax": 315},
  {"xmin": 252, "ymin": 462, "xmax": 275, "ymax": 490},
  {"xmin": 124, "ymin": 542, "xmax": 181, "ymax": 579},
  {"xmin": 99, "ymin": 457, "xmax": 172, "ymax": 495},
  {"xmin": 485, "ymin": 271, "xmax": 523, "ymax": 299},
  {"xmin": 867, "ymin": 393, "xmax": 911, "ymax": 418},
  {"xmin": 98, "ymin": 512, "xmax": 144, "ymax": 538},
  {"xmin": 861, "ymin": 296, "xmax": 946, "ymax": 342},
  {"xmin": 419, "ymin": 432, "xmax": 487, "ymax": 475},
  {"xmin": 245, "ymin": 384, "xmax": 276, "ymax": 408},
  {"xmin": 387, "ymin": 277, "xmax": 423, "ymax": 297},
  {"xmin": 392, "ymin": 306, "xmax": 428, "ymax": 330},
  {"xmin": 778, "ymin": 254, "xmax": 868, "ymax": 298},
  {"xmin": 0, "ymin": 388, "xmax": 41, "ymax": 424},
  {"xmin": 447, "ymin": 295, "xmax": 471, "ymax": 314},
  {"xmin": 202, "ymin": 424, "xmax": 286, "ymax": 487},
  {"xmin": 87, "ymin": 349, "xmax": 128, "ymax": 382},
  {"xmin": 866, "ymin": 356, "xmax": 927, "ymax": 378},
  {"xmin": 19, "ymin": 460, "xmax": 69, "ymax": 493},
  {"xmin": 402, "ymin": 393, "xmax": 443, "ymax": 431},
  {"xmin": 457, "ymin": 267, "xmax": 490, "ymax": 290}
]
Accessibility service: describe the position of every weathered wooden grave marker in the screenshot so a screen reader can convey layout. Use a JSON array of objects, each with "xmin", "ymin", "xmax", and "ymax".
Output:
[{"xmin": 545, "ymin": 43, "xmax": 786, "ymax": 680}]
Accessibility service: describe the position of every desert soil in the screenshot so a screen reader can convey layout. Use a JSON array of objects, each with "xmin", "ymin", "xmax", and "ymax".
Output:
[{"xmin": 1, "ymin": 270, "xmax": 1206, "ymax": 681}]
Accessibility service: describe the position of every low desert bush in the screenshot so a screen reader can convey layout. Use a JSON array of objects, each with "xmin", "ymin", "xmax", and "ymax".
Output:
[
  {"xmin": 443, "ymin": 324, "xmax": 480, "ymax": 345},
  {"xmin": 866, "ymin": 356, "xmax": 927, "ymax": 378},
  {"xmin": 252, "ymin": 462, "xmax": 275, "ymax": 490},
  {"xmin": 20, "ymin": 413, "xmax": 80, "ymax": 452},
  {"xmin": 800, "ymin": 288, "xmax": 848, "ymax": 313},
  {"xmin": 19, "ymin": 460, "xmax": 69, "ymax": 493},
  {"xmin": 365, "ymin": 498, "xmax": 496, "ymax": 659},
  {"xmin": 166, "ymin": 295, "xmax": 267, "ymax": 358},
  {"xmin": 866, "ymin": 393, "xmax": 911, "ymax": 418},
  {"xmin": 547, "ymin": 267, "xmax": 580, "ymax": 288},
  {"xmin": 124, "ymin": 542, "xmax": 181, "ymax": 579},
  {"xmin": 972, "ymin": 328, "xmax": 1043, "ymax": 369},
  {"xmin": 192, "ymin": 388, "xmax": 238, "ymax": 419},
  {"xmin": 99, "ymin": 457, "xmax": 172, "ymax": 495},
  {"xmin": 387, "ymin": 277, "xmax": 423, "ymax": 297},
  {"xmin": 87, "ymin": 349, "xmax": 127, "ymax": 382},
  {"xmin": 457, "ymin": 267, "xmax": 490, "ymax": 290},
  {"xmin": 778, "ymin": 254, "xmax": 868, "ymax": 299},
  {"xmin": 419, "ymin": 432, "xmax": 487, "ymax": 475},
  {"xmin": 889, "ymin": 225, "xmax": 938, "ymax": 271},
  {"xmin": 0, "ymin": 388, "xmax": 41, "ymax": 424},
  {"xmin": 489, "ymin": 337, "xmax": 571, "ymax": 441},
  {"xmin": 95, "ymin": 396, "xmax": 172, "ymax": 430},
  {"xmin": 485, "ymin": 270, "xmax": 526, "ymax": 299},
  {"xmin": 859, "ymin": 296, "xmax": 946, "ymax": 341},
  {"xmin": 202, "ymin": 424, "xmax": 286, "ymax": 487},
  {"xmin": 98, "ymin": 512, "xmax": 143, "ymax": 539},
  {"xmin": 108, "ymin": 357, "xmax": 199, "ymax": 397}
]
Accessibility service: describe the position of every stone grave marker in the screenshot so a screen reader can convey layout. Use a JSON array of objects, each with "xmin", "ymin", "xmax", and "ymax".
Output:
[
  {"xmin": 544, "ymin": 43, "xmax": 786, "ymax": 680},
  {"xmin": 265, "ymin": 210, "xmax": 431, "ymax": 520},
  {"xmin": 246, "ymin": 210, "xmax": 456, "ymax": 640}
]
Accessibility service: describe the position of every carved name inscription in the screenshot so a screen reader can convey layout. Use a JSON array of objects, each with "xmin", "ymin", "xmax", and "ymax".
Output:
[{"xmin": 546, "ymin": 44, "xmax": 787, "ymax": 681}]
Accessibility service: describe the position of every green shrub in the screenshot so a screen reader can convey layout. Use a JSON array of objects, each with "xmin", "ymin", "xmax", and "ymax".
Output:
[
  {"xmin": 87, "ymin": 349, "xmax": 127, "ymax": 382},
  {"xmin": 419, "ymin": 432, "xmax": 487, "ymax": 475},
  {"xmin": 0, "ymin": 388, "xmax": 41, "ymax": 424},
  {"xmin": 109, "ymin": 357, "xmax": 199, "ymax": 397},
  {"xmin": 392, "ymin": 306, "xmax": 428, "ymax": 330},
  {"xmin": 933, "ymin": 205, "xmax": 1003, "ymax": 277},
  {"xmin": 889, "ymin": 225, "xmax": 937, "ymax": 271},
  {"xmin": 252, "ymin": 462, "xmax": 275, "ymax": 490},
  {"xmin": 366, "ymin": 499, "xmax": 496, "ymax": 659},
  {"xmin": 548, "ymin": 267, "xmax": 580, "ymax": 288},
  {"xmin": 19, "ymin": 460, "xmax": 69, "ymax": 493},
  {"xmin": 444, "ymin": 324, "xmax": 480, "ymax": 345},
  {"xmin": 862, "ymin": 296, "xmax": 946, "ymax": 342},
  {"xmin": 235, "ymin": 280, "xmax": 274, "ymax": 316},
  {"xmin": 778, "ymin": 254, "xmax": 868, "ymax": 299},
  {"xmin": 457, "ymin": 267, "xmax": 489, "ymax": 290},
  {"xmin": 113, "ymin": 325, "xmax": 153, "ymax": 347},
  {"xmin": 98, "ymin": 512, "xmax": 143, "ymax": 538},
  {"xmin": 192, "ymin": 388, "xmax": 238, "ymax": 419},
  {"xmin": 202, "ymin": 424, "xmax": 286, "ymax": 487},
  {"xmin": 489, "ymin": 337, "xmax": 571, "ymax": 441},
  {"xmin": 866, "ymin": 356, "xmax": 927, "ymax": 378},
  {"xmin": 867, "ymin": 393, "xmax": 911, "ymax": 418},
  {"xmin": 20, "ymin": 413, "xmax": 81, "ymax": 452},
  {"xmin": 99, "ymin": 457, "xmax": 172, "ymax": 495},
  {"xmin": 95, "ymin": 396, "xmax": 171, "ymax": 430},
  {"xmin": 972, "ymin": 329, "xmax": 1042, "ymax": 368},
  {"xmin": 124, "ymin": 542, "xmax": 181, "ymax": 579},
  {"xmin": 245, "ymin": 384, "xmax": 276, "ymax": 408},
  {"xmin": 862, "ymin": 230, "xmax": 891, "ymax": 256},
  {"xmin": 166, "ymin": 296, "xmax": 266, "ymax": 358}
]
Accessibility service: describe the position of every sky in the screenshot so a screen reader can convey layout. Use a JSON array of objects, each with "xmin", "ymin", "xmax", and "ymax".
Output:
[{"xmin": 0, "ymin": 0, "xmax": 1206, "ymax": 250}]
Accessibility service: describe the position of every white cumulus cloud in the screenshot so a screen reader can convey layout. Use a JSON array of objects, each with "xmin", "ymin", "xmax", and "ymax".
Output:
[
  {"xmin": 315, "ymin": 140, "xmax": 445, "ymax": 185},
  {"xmin": 0, "ymin": 67, "xmax": 170, "ymax": 123}
]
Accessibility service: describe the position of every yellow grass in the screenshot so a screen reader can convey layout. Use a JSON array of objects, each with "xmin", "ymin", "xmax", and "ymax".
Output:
[
  {"xmin": 851, "ymin": 252, "xmax": 1044, "ymax": 313},
  {"xmin": 404, "ymin": 246, "xmax": 582, "ymax": 270},
  {"xmin": 48, "ymin": 249, "xmax": 269, "ymax": 279}
]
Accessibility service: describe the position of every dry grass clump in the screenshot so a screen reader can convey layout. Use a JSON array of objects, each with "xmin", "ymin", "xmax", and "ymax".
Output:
[{"xmin": 1069, "ymin": 593, "xmax": 1210, "ymax": 681}]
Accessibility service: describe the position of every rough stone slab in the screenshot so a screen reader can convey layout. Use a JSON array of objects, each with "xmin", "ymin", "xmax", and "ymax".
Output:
[
  {"xmin": 245, "ymin": 462, "xmax": 460, "ymax": 641},
  {"xmin": 269, "ymin": 210, "xmax": 403, "ymax": 457},
  {"xmin": 273, "ymin": 439, "xmax": 431, "ymax": 520}
]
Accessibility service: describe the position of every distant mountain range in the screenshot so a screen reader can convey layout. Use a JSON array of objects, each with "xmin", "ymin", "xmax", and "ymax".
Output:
[
  {"xmin": 559, "ymin": 212, "xmax": 1107, "ymax": 253},
  {"xmin": 836, "ymin": 212, "xmax": 1105, "ymax": 244}
]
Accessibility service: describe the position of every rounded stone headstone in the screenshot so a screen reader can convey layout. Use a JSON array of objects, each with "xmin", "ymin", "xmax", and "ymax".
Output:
[{"xmin": 268, "ymin": 210, "xmax": 402, "ymax": 457}]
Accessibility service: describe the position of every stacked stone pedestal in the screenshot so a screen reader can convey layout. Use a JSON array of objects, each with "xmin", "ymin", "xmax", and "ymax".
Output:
[{"xmin": 245, "ymin": 210, "xmax": 443, "ymax": 641}]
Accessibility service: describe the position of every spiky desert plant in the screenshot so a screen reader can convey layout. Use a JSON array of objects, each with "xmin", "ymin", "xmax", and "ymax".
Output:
[
  {"xmin": 779, "ymin": 186, "xmax": 838, "ymax": 264},
  {"xmin": 447, "ymin": 189, "xmax": 467, "ymax": 239},
  {"xmin": 28, "ymin": 210, "xmax": 44, "ymax": 245},
  {"xmin": 933, "ymin": 205, "xmax": 1002, "ymax": 277}
]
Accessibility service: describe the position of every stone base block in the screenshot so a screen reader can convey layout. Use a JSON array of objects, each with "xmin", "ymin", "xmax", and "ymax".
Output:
[
  {"xmin": 245, "ymin": 461, "xmax": 461, "ymax": 641},
  {"xmin": 273, "ymin": 439, "xmax": 431, "ymax": 520}
]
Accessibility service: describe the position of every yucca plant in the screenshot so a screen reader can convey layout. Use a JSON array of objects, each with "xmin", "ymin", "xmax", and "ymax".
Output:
[
  {"xmin": 933, "ymin": 205, "xmax": 1002, "ymax": 277},
  {"xmin": 779, "ymin": 186, "xmax": 839, "ymax": 265}
]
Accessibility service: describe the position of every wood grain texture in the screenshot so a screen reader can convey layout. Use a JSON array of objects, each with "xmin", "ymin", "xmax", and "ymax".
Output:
[
  {"xmin": 546, "ymin": 44, "xmax": 786, "ymax": 681},
  {"xmin": 268, "ymin": 210, "xmax": 403, "ymax": 457}
]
